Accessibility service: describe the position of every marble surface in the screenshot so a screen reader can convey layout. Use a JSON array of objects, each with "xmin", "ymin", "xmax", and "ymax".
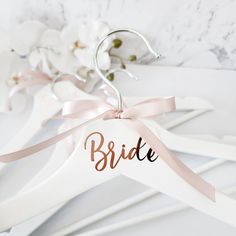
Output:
[{"xmin": 0, "ymin": 0, "xmax": 235, "ymax": 70}]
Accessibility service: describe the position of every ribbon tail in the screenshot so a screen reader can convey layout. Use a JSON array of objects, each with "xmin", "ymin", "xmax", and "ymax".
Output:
[
  {"xmin": 124, "ymin": 119, "xmax": 216, "ymax": 202},
  {"xmin": 0, "ymin": 111, "xmax": 110, "ymax": 163}
]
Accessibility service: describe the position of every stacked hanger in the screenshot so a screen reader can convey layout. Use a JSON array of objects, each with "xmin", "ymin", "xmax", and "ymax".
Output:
[
  {"xmin": 0, "ymin": 29, "xmax": 236, "ymax": 234},
  {"xmin": 0, "ymin": 73, "xmax": 99, "ymax": 173},
  {"xmin": 26, "ymin": 114, "xmax": 236, "ymax": 236},
  {"xmin": 0, "ymin": 95, "xmax": 216, "ymax": 236}
]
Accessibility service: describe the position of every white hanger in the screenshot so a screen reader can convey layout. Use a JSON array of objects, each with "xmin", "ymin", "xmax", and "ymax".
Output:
[
  {"xmin": 0, "ymin": 74, "xmax": 99, "ymax": 235},
  {"xmin": 122, "ymin": 95, "xmax": 236, "ymax": 161},
  {"xmin": 0, "ymin": 75, "xmax": 101, "ymax": 235},
  {"xmin": 90, "ymin": 31, "xmax": 236, "ymax": 162},
  {"xmin": 1, "ymin": 137, "xmax": 232, "ymax": 236},
  {"xmin": 1, "ymin": 115, "xmax": 236, "ymax": 230},
  {"xmin": 0, "ymin": 74, "xmax": 92, "ymax": 173},
  {"xmin": 2, "ymin": 70, "xmax": 215, "ymax": 235},
  {"xmin": 0, "ymin": 66, "xmax": 213, "ymax": 235},
  {"xmin": 0, "ymin": 70, "xmax": 140, "ymax": 234},
  {"xmin": 0, "ymin": 74, "xmax": 214, "ymax": 234},
  {"xmin": 0, "ymin": 84, "xmax": 61, "ymax": 173},
  {"xmin": 50, "ymin": 134, "xmax": 233, "ymax": 236},
  {"xmin": 26, "ymin": 133, "xmax": 226, "ymax": 235},
  {"xmin": 0, "ymin": 95, "xmax": 213, "ymax": 236},
  {"xmin": 126, "ymin": 96, "xmax": 213, "ymax": 129},
  {"xmin": 21, "ymin": 95, "xmax": 214, "ymax": 191},
  {"xmin": 75, "ymin": 186, "xmax": 236, "ymax": 236},
  {"xmin": 72, "ymin": 137, "xmax": 236, "ymax": 236},
  {"xmin": 0, "ymin": 29, "xmax": 236, "ymax": 231},
  {"xmin": 1, "ymin": 96, "xmax": 214, "ymax": 236}
]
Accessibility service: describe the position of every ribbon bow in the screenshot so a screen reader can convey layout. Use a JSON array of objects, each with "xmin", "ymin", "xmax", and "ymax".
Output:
[{"xmin": 0, "ymin": 97, "xmax": 215, "ymax": 201}]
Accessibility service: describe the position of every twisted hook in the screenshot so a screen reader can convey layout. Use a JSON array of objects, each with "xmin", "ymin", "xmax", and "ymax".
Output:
[{"xmin": 94, "ymin": 29, "xmax": 160, "ymax": 111}]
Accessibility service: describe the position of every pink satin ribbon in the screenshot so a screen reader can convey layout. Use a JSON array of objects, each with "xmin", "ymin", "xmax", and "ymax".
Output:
[
  {"xmin": 7, "ymin": 70, "xmax": 52, "ymax": 110},
  {"xmin": 0, "ymin": 97, "xmax": 215, "ymax": 201},
  {"xmin": 7, "ymin": 70, "xmax": 84, "ymax": 110}
]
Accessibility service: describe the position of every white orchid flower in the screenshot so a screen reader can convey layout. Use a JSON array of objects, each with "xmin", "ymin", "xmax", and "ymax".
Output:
[
  {"xmin": 0, "ymin": 20, "xmax": 115, "ymax": 97},
  {"xmin": 0, "ymin": 51, "xmax": 29, "ymax": 111},
  {"xmin": 67, "ymin": 21, "xmax": 112, "ymax": 70},
  {"xmin": 4, "ymin": 20, "xmax": 72, "ymax": 76},
  {"xmin": 33, "ymin": 28, "xmax": 79, "ymax": 75},
  {"xmin": 0, "ymin": 22, "xmax": 42, "ymax": 87},
  {"xmin": 32, "ymin": 21, "xmax": 112, "ymax": 75},
  {"xmin": 9, "ymin": 21, "xmax": 47, "ymax": 56},
  {"xmin": 0, "ymin": 21, "xmax": 54, "ymax": 111},
  {"xmin": 0, "ymin": 21, "xmax": 46, "ymax": 85},
  {"xmin": 2, "ymin": 20, "xmax": 57, "ymax": 76}
]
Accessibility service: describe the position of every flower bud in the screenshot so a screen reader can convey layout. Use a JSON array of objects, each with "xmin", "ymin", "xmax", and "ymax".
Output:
[
  {"xmin": 121, "ymin": 64, "xmax": 126, "ymax": 69},
  {"xmin": 107, "ymin": 73, "xmax": 114, "ymax": 81},
  {"xmin": 128, "ymin": 55, "xmax": 137, "ymax": 61},
  {"xmin": 112, "ymin": 38, "xmax": 122, "ymax": 48}
]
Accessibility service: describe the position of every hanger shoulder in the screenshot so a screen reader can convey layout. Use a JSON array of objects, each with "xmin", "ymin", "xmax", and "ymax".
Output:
[
  {"xmin": 154, "ymin": 121, "xmax": 236, "ymax": 161},
  {"xmin": 0, "ymin": 119, "xmax": 236, "ymax": 230},
  {"xmin": 0, "ymin": 86, "xmax": 61, "ymax": 173},
  {"xmin": 0, "ymin": 86, "xmax": 62, "ymax": 154},
  {"xmin": 124, "ymin": 96, "xmax": 214, "ymax": 110},
  {"xmin": 0, "ymin": 121, "xmax": 117, "ymax": 230},
  {"xmin": 6, "ymin": 98, "xmax": 211, "ymax": 234},
  {"xmin": 22, "ymin": 119, "xmax": 90, "ymax": 191}
]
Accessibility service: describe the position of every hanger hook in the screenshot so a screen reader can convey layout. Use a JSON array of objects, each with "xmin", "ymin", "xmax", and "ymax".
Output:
[{"xmin": 94, "ymin": 28, "xmax": 160, "ymax": 111}]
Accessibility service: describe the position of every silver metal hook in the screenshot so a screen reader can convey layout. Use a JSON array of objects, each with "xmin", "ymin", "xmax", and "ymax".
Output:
[
  {"xmin": 94, "ymin": 28, "xmax": 160, "ymax": 111},
  {"xmin": 51, "ymin": 73, "xmax": 86, "ymax": 101}
]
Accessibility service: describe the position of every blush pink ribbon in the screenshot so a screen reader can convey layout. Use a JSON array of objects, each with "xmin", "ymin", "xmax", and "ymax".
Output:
[
  {"xmin": 7, "ymin": 70, "xmax": 52, "ymax": 110},
  {"xmin": 7, "ymin": 70, "xmax": 84, "ymax": 110},
  {"xmin": 0, "ymin": 97, "xmax": 215, "ymax": 201}
]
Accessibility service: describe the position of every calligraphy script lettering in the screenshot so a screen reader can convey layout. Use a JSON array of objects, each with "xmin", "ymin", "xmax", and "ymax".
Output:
[{"xmin": 84, "ymin": 131, "xmax": 159, "ymax": 171}]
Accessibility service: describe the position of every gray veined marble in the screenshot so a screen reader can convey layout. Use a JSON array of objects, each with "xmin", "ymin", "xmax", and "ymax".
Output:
[{"xmin": 0, "ymin": 0, "xmax": 235, "ymax": 70}]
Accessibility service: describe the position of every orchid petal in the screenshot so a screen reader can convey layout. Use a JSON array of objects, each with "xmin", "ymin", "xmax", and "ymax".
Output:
[
  {"xmin": 61, "ymin": 23, "xmax": 80, "ymax": 50},
  {"xmin": 97, "ymin": 51, "xmax": 111, "ymax": 70},
  {"xmin": 74, "ymin": 47, "xmax": 93, "ymax": 69},
  {"xmin": 41, "ymin": 29, "xmax": 63, "ymax": 51},
  {"xmin": 48, "ymin": 50, "xmax": 78, "ymax": 73},
  {"xmin": 9, "ymin": 21, "xmax": 47, "ymax": 55},
  {"xmin": 28, "ymin": 50, "xmax": 42, "ymax": 69},
  {"xmin": 74, "ymin": 47, "xmax": 110, "ymax": 70}
]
